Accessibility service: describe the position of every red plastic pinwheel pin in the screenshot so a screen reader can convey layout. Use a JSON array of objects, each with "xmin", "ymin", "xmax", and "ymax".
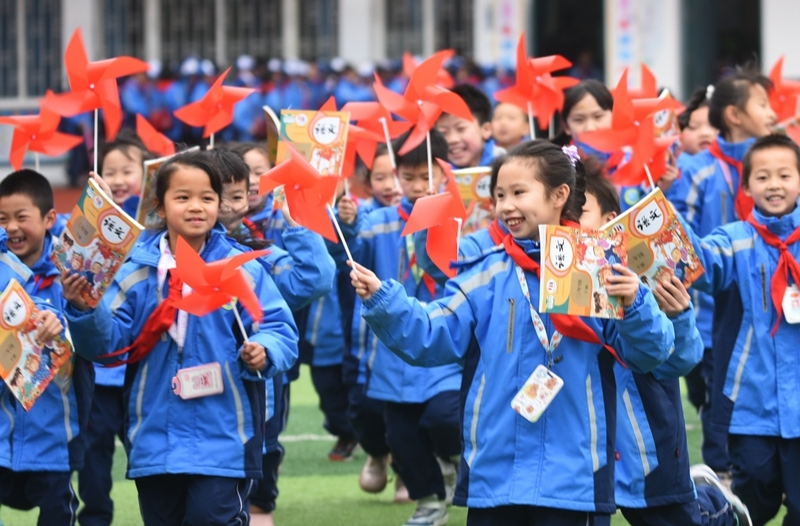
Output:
[
  {"xmin": 136, "ymin": 114, "xmax": 175, "ymax": 157},
  {"xmin": 373, "ymin": 50, "xmax": 473, "ymax": 155},
  {"xmin": 259, "ymin": 144, "xmax": 340, "ymax": 243},
  {"xmin": 44, "ymin": 29, "xmax": 149, "ymax": 141},
  {"xmin": 0, "ymin": 94, "xmax": 83, "ymax": 171},
  {"xmin": 171, "ymin": 236, "xmax": 270, "ymax": 322},
  {"xmin": 493, "ymin": 33, "xmax": 578, "ymax": 130},
  {"xmin": 401, "ymin": 159, "xmax": 467, "ymax": 278},
  {"xmin": 403, "ymin": 51, "xmax": 455, "ymax": 88},
  {"xmin": 769, "ymin": 56, "xmax": 800, "ymax": 122},
  {"xmin": 173, "ymin": 67, "xmax": 254, "ymax": 138}
]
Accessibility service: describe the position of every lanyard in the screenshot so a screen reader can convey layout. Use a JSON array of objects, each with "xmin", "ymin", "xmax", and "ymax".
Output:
[{"xmin": 514, "ymin": 263, "xmax": 562, "ymax": 367}]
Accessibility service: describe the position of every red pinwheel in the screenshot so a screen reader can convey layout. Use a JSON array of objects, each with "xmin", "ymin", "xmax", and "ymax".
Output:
[
  {"xmin": 578, "ymin": 70, "xmax": 678, "ymax": 186},
  {"xmin": 626, "ymin": 64, "xmax": 659, "ymax": 99},
  {"xmin": 173, "ymin": 67, "xmax": 254, "ymax": 138},
  {"xmin": 136, "ymin": 114, "xmax": 175, "ymax": 157},
  {"xmin": 171, "ymin": 236, "xmax": 270, "ymax": 322},
  {"xmin": 769, "ymin": 56, "xmax": 800, "ymax": 122},
  {"xmin": 259, "ymin": 144, "xmax": 339, "ymax": 243},
  {"xmin": 0, "ymin": 94, "xmax": 83, "ymax": 171},
  {"xmin": 341, "ymin": 101, "xmax": 413, "ymax": 167},
  {"xmin": 373, "ymin": 50, "xmax": 473, "ymax": 155},
  {"xmin": 44, "ymin": 29, "xmax": 149, "ymax": 140},
  {"xmin": 493, "ymin": 33, "xmax": 578, "ymax": 130},
  {"xmin": 401, "ymin": 159, "xmax": 467, "ymax": 278},
  {"xmin": 403, "ymin": 51, "xmax": 455, "ymax": 88}
]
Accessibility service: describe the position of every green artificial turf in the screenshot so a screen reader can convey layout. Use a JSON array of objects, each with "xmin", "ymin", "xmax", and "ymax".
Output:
[{"xmin": 1, "ymin": 366, "xmax": 786, "ymax": 525}]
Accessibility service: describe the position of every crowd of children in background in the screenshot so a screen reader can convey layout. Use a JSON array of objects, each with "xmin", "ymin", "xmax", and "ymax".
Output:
[{"xmin": 0, "ymin": 46, "xmax": 799, "ymax": 526}]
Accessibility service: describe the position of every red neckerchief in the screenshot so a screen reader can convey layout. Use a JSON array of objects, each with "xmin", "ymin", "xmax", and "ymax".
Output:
[
  {"xmin": 501, "ymin": 225, "xmax": 627, "ymax": 368},
  {"xmin": 746, "ymin": 212, "xmax": 800, "ymax": 335},
  {"xmin": 32, "ymin": 275, "xmax": 56, "ymax": 294},
  {"xmin": 708, "ymin": 140, "xmax": 754, "ymax": 220},
  {"xmin": 397, "ymin": 204, "xmax": 437, "ymax": 298},
  {"xmin": 488, "ymin": 218, "xmax": 505, "ymax": 245},
  {"xmin": 242, "ymin": 217, "xmax": 265, "ymax": 240}
]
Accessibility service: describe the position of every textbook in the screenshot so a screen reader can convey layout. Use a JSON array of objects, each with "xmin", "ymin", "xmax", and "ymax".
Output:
[
  {"xmin": 137, "ymin": 147, "xmax": 200, "ymax": 228},
  {"xmin": 51, "ymin": 178, "xmax": 144, "ymax": 308},
  {"xmin": 539, "ymin": 224, "xmax": 629, "ymax": 320},
  {"xmin": 0, "ymin": 279, "xmax": 73, "ymax": 410},
  {"xmin": 601, "ymin": 187, "xmax": 703, "ymax": 289},
  {"xmin": 452, "ymin": 166, "xmax": 493, "ymax": 236}
]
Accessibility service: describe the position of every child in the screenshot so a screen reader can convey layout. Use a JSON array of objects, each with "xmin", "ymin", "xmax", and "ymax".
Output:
[
  {"xmin": 62, "ymin": 150, "xmax": 299, "ymax": 526},
  {"xmin": 678, "ymin": 87, "xmax": 717, "ymax": 160},
  {"xmin": 335, "ymin": 130, "xmax": 462, "ymax": 526},
  {"xmin": 98, "ymin": 128, "xmax": 152, "ymax": 217},
  {"xmin": 0, "ymin": 170, "xmax": 91, "ymax": 525},
  {"xmin": 350, "ymin": 139, "xmax": 674, "ymax": 525},
  {"xmin": 491, "ymin": 102, "xmax": 529, "ymax": 150},
  {"xmin": 580, "ymin": 168, "xmax": 748, "ymax": 526},
  {"xmin": 682, "ymin": 134, "xmax": 800, "ymax": 526},
  {"xmin": 226, "ymin": 142, "xmax": 277, "ymax": 237},
  {"xmin": 667, "ymin": 68, "xmax": 777, "ymax": 482},
  {"xmin": 436, "ymin": 84, "xmax": 501, "ymax": 168}
]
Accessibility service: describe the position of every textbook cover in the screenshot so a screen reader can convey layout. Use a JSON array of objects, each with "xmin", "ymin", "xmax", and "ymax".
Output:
[
  {"xmin": 0, "ymin": 279, "xmax": 72, "ymax": 410},
  {"xmin": 539, "ymin": 224, "xmax": 629, "ymax": 320},
  {"xmin": 137, "ymin": 147, "xmax": 200, "ymax": 228},
  {"xmin": 452, "ymin": 166, "xmax": 493, "ymax": 236},
  {"xmin": 51, "ymin": 178, "xmax": 143, "ymax": 308},
  {"xmin": 602, "ymin": 188, "xmax": 703, "ymax": 289}
]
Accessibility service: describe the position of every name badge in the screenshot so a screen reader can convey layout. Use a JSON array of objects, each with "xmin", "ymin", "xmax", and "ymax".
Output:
[
  {"xmin": 172, "ymin": 362, "xmax": 224, "ymax": 400},
  {"xmin": 783, "ymin": 285, "xmax": 800, "ymax": 324},
  {"xmin": 511, "ymin": 364, "xmax": 564, "ymax": 423}
]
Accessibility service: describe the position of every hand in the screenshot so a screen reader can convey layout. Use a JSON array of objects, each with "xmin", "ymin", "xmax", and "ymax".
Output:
[
  {"xmin": 89, "ymin": 171, "xmax": 113, "ymax": 198},
  {"xmin": 348, "ymin": 261, "xmax": 382, "ymax": 301},
  {"xmin": 280, "ymin": 200, "xmax": 299, "ymax": 228},
  {"xmin": 33, "ymin": 310, "xmax": 63, "ymax": 346},
  {"xmin": 656, "ymin": 152, "xmax": 680, "ymax": 193},
  {"xmin": 61, "ymin": 272, "xmax": 91, "ymax": 311},
  {"xmin": 653, "ymin": 275, "xmax": 691, "ymax": 317},
  {"xmin": 241, "ymin": 341, "xmax": 267, "ymax": 372},
  {"xmin": 337, "ymin": 196, "xmax": 358, "ymax": 225},
  {"xmin": 605, "ymin": 265, "xmax": 640, "ymax": 307}
]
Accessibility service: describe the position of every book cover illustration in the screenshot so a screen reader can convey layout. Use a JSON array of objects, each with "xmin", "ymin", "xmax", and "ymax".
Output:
[
  {"xmin": 51, "ymin": 178, "xmax": 144, "ymax": 308},
  {"xmin": 137, "ymin": 147, "xmax": 199, "ymax": 228},
  {"xmin": 452, "ymin": 166, "xmax": 493, "ymax": 237},
  {"xmin": 0, "ymin": 280, "xmax": 72, "ymax": 410},
  {"xmin": 539, "ymin": 225, "xmax": 629, "ymax": 320},
  {"xmin": 602, "ymin": 188, "xmax": 704, "ymax": 289}
]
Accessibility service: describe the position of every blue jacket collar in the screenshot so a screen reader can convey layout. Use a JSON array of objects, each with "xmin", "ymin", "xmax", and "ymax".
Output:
[
  {"xmin": 513, "ymin": 237, "xmax": 542, "ymax": 264},
  {"xmin": 130, "ymin": 223, "xmax": 232, "ymax": 267},
  {"xmin": 399, "ymin": 197, "xmax": 413, "ymax": 216},
  {"xmin": 0, "ymin": 227, "xmax": 7, "ymax": 253},
  {"xmin": 30, "ymin": 234, "xmax": 59, "ymax": 278},
  {"xmin": 717, "ymin": 135, "xmax": 755, "ymax": 162},
  {"xmin": 753, "ymin": 204, "xmax": 800, "ymax": 238}
]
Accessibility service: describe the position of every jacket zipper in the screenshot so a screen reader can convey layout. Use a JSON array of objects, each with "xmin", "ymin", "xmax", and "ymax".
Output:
[
  {"xmin": 507, "ymin": 299, "xmax": 516, "ymax": 353},
  {"xmin": 760, "ymin": 264, "xmax": 768, "ymax": 312}
]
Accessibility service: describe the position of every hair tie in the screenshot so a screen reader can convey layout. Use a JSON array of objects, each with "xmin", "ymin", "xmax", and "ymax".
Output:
[
  {"xmin": 706, "ymin": 85, "xmax": 715, "ymax": 101},
  {"xmin": 562, "ymin": 145, "xmax": 580, "ymax": 167}
]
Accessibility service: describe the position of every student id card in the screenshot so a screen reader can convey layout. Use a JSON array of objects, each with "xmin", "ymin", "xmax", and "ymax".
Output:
[
  {"xmin": 171, "ymin": 362, "xmax": 224, "ymax": 400},
  {"xmin": 783, "ymin": 285, "xmax": 800, "ymax": 324},
  {"xmin": 511, "ymin": 365, "xmax": 564, "ymax": 423}
]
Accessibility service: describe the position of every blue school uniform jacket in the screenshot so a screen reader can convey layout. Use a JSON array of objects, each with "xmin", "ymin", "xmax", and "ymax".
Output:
[
  {"xmin": 360, "ymin": 241, "xmax": 674, "ymax": 512},
  {"xmin": 332, "ymin": 197, "xmax": 462, "ymax": 403},
  {"xmin": 613, "ymin": 308, "xmax": 702, "ymax": 508},
  {"xmin": 685, "ymin": 206, "xmax": 800, "ymax": 438},
  {"xmin": 0, "ymin": 235, "xmax": 92, "ymax": 472},
  {"xmin": 305, "ymin": 283, "xmax": 346, "ymax": 367},
  {"xmin": 65, "ymin": 227, "xmax": 299, "ymax": 479},
  {"xmin": 667, "ymin": 136, "xmax": 754, "ymax": 349}
]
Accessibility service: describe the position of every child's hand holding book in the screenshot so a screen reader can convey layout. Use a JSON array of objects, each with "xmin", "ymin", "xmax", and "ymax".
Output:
[
  {"xmin": 604, "ymin": 265, "xmax": 641, "ymax": 307},
  {"xmin": 33, "ymin": 310, "xmax": 63, "ymax": 346},
  {"xmin": 653, "ymin": 275, "xmax": 691, "ymax": 317},
  {"xmin": 62, "ymin": 272, "xmax": 91, "ymax": 311}
]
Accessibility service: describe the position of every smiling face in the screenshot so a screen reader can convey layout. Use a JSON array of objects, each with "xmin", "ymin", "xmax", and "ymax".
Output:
[
  {"xmin": 369, "ymin": 154, "xmax": 401, "ymax": 207},
  {"xmin": 493, "ymin": 159, "xmax": 568, "ymax": 241},
  {"xmin": 743, "ymin": 146, "xmax": 800, "ymax": 218},
  {"xmin": 156, "ymin": 165, "xmax": 220, "ymax": 252},
  {"xmin": 564, "ymin": 93, "xmax": 612, "ymax": 137},
  {"xmin": 219, "ymin": 179, "xmax": 250, "ymax": 231},
  {"xmin": 0, "ymin": 194, "xmax": 56, "ymax": 266},
  {"xmin": 435, "ymin": 113, "xmax": 492, "ymax": 168},
  {"xmin": 491, "ymin": 103, "xmax": 529, "ymax": 149},
  {"xmin": 726, "ymin": 84, "xmax": 777, "ymax": 141},
  {"xmin": 101, "ymin": 148, "xmax": 144, "ymax": 205},
  {"xmin": 243, "ymin": 148, "xmax": 271, "ymax": 210}
]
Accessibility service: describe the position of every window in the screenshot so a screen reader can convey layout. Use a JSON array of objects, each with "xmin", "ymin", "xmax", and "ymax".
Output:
[
  {"xmin": 25, "ymin": 0, "xmax": 61, "ymax": 96},
  {"xmin": 436, "ymin": 0, "xmax": 473, "ymax": 58},
  {"xmin": 161, "ymin": 0, "xmax": 216, "ymax": 65},
  {"xmin": 105, "ymin": 0, "xmax": 145, "ymax": 59},
  {"xmin": 227, "ymin": 0, "xmax": 282, "ymax": 61},
  {"xmin": 386, "ymin": 0, "xmax": 423, "ymax": 58},
  {"xmin": 299, "ymin": 0, "xmax": 338, "ymax": 60},
  {"xmin": 0, "ymin": 0, "xmax": 18, "ymax": 97}
]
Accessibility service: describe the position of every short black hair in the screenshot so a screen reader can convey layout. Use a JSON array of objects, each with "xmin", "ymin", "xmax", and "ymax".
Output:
[
  {"xmin": 208, "ymin": 148, "xmax": 250, "ymax": 187},
  {"xmin": 450, "ymin": 84, "xmax": 492, "ymax": 125},
  {"xmin": 394, "ymin": 129, "xmax": 448, "ymax": 169},
  {"xmin": 152, "ymin": 151, "xmax": 223, "ymax": 227},
  {"xmin": 678, "ymin": 86, "xmax": 711, "ymax": 131},
  {"xmin": 0, "ymin": 170, "xmax": 55, "ymax": 216},
  {"xmin": 742, "ymin": 133, "xmax": 800, "ymax": 188},
  {"xmin": 708, "ymin": 65, "xmax": 773, "ymax": 136},
  {"xmin": 582, "ymin": 157, "xmax": 621, "ymax": 215},
  {"xmin": 99, "ymin": 128, "xmax": 152, "ymax": 172}
]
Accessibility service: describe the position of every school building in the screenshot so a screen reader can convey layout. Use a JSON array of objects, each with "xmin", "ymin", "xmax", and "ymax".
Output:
[{"xmin": 0, "ymin": 0, "xmax": 797, "ymax": 107}]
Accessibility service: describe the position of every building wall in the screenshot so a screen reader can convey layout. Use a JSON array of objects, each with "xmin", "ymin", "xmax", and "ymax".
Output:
[{"xmin": 762, "ymin": 0, "xmax": 800, "ymax": 77}]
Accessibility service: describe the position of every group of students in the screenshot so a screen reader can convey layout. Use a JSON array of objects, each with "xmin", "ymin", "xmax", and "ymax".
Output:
[{"xmin": 0, "ymin": 60, "xmax": 796, "ymax": 526}]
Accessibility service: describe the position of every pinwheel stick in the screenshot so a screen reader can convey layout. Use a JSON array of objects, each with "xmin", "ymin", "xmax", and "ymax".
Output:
[
  {"xmin": 232, "ymin": 305, "xmax": 262, "ymax": 379},
  {"xmin": 643, "ymin": 163, "xmax": 656, "ymax": 192},
  {"xmin": 93, "ymin": 109, "xmax": 99, "ymax": 174},
  {"xmin": 327, "ymin": 203, "xmax": 357, "ymax": 270},
  {"xmin": 210, "ymin": 133, "xmax": 215, "ymax": 150},
  {"xmin": 426, "ymin": 132, "xmax": 434, "ymax": 193},
  {"xmin": 379, "ymin": 117, "xmax": 402, "ymax": 191},
  {"xmin": 35, "ymin": 152, "xmax": 40, "ymax": 172},
  {"xmin": 549, "ymin": 116, "xmax": 555, "ymax": 140},
  {"xmin": 527, "ymin": 102, "xmax": 535, "ymax": 141}
]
